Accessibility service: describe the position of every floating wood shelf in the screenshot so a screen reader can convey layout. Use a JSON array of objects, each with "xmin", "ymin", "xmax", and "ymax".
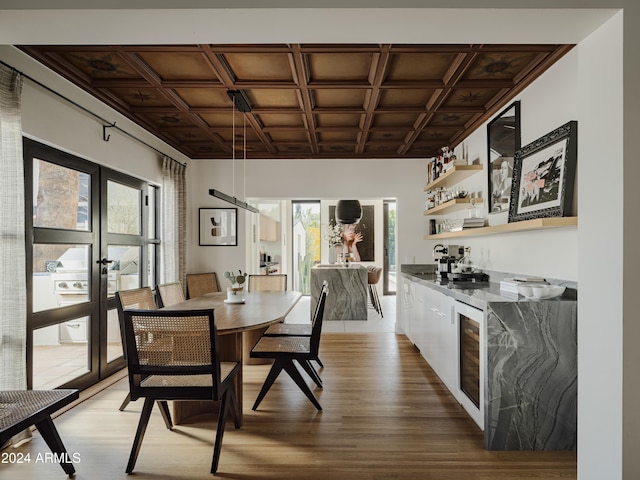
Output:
[
  {"xmin": 423, "ymin": 197, "xmax": 483, "ymax": 216},
  {"xmin": 423, "ymin": 164, "xmax": 483, "ymax": 191},
  {"xmin": 424, "ymin": 216, "xmax": 578, "ymax": 240}
]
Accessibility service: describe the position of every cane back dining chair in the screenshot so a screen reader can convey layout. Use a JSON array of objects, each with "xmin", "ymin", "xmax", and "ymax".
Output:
[
  {"xmin": 156, "ymin": 281, "xmax": 186, "ymax": 308},
  {"xmin": 247, "ymin": 274, "xmax": 287, "ymax": 292},
  {"xmin": 185, "ymin": 272, "xmax": 220, "ymax": 299},
  {"xmin": 115, "ymin": 287, "xmax": 171, "ymax": 424},
  {"xmin": 262, "ymin": 280, "xmax": 327, "ymax": 369},
  {"xmin": 250, "ymin": 282, "xmax": 328, "ymax": 411},
  {"xmin": 121, "ymin": 308, "xmax": 240, "ymax": 474}
]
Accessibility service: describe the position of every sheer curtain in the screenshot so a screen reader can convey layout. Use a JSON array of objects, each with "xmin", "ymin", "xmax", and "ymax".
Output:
[
  {"xmin": 0, "ymin": 64, "xmax": 30, "ymax": 445},
  {"xmin": 161, "ymin": 157, "xmax": 187, "ymax": 293}
]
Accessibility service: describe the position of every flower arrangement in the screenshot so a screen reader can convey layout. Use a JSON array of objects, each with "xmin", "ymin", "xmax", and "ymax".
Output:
[
  {"xmin": 223, "ymin": 270, "xmax": 246, "ymax": 287},
  {"xmin": 323, "ymin": 222, "xmax": 344, "ymax": 246}
]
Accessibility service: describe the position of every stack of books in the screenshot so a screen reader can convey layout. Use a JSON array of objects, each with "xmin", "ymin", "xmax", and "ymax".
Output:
[
  {"xmin": 462, "ymin": 217, "xmax": 485, "ymax": 229},
  {"xmin": 500, "ymin": 276, "xmax": 548, "ymax": 294}
]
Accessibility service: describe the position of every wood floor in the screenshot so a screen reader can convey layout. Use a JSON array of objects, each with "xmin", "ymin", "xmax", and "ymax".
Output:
[{"xmin": 3, "ymin": 333, "xmax": 576, "ymax": 479}]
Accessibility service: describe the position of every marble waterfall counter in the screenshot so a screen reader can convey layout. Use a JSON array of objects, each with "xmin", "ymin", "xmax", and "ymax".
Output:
[
  {"xmin": 311, "ymin": 264, "xmax": 368, "ymax": 320},
  {"xmin": 400, "ymin": 265, "xmax": 577, "ymax": 451}
]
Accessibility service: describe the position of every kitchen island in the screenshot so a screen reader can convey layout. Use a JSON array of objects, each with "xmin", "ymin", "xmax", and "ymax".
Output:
[{"xmin": 311, "ymin": 264, "xmax": 368, "ymax": 320}]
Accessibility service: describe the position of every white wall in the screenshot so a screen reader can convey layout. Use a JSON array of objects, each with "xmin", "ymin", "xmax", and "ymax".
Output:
[{"xmin": 188, "ymin": 158, "xmax": 426, "ymax": 280}]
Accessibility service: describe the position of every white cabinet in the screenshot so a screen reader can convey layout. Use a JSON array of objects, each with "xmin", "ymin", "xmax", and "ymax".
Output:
[{"xmin": 399, "ymin": 276, "xmax": 460, "ymax": 400}]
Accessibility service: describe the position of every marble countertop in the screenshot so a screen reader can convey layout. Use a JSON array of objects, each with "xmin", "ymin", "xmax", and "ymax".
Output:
[{"xmin": 400, "ymin": 264, "xmax": 577, "ymax": 310}]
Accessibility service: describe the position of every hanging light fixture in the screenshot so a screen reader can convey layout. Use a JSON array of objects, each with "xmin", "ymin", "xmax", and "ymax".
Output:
[
  {"xmin": 209, "ymin": 90, "xmax": 258, "ymax": 213},
  {"xmin": 336, "ymin": 200, "xmax": 362, "ymax": 224}
]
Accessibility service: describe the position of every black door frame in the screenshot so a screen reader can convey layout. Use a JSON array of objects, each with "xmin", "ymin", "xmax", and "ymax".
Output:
[{"xmin": 24, "ymin": 138, "xmax": 157, "ymax": 390}]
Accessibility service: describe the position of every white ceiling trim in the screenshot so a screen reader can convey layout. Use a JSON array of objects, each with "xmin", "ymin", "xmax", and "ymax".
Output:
[{"xmin": 0, "ymin": 8, "xmax": 619, "ymax": 45}]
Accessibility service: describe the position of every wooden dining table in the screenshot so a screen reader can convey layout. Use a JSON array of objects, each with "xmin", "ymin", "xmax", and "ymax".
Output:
[{"xmin": 162, "ymin": 290, "xmax": 302, "ymax": 425}]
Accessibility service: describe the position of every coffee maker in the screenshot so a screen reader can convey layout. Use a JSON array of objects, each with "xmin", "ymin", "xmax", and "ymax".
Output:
[{"xmin": 433, "ymin": 244, "xmax": 464, "ymax": 282}]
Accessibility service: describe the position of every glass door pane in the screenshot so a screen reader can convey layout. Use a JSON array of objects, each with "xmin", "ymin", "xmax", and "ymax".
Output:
[
  {"xmin": 383, "ymin": 200, "xmax": 397, "ymax": 294},
  {"xmin": 292, "ymin": 201, "xmax": 320, "ymax": 295}
]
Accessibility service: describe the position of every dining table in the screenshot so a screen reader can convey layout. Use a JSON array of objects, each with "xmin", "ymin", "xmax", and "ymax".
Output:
[{"xmin": 161, "ymin": 289, "xmax": 302, "ymax": 425}]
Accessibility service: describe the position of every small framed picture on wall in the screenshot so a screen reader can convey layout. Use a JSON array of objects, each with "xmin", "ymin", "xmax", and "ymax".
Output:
[{"xmin": 199, "ymin": 208, "xmax": 238, "ymax": 246}]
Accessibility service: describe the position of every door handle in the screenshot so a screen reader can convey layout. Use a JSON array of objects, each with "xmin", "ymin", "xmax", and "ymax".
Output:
[{"xmin": 96, "ymin": 258, "xmax": 114, "ymax": 265}]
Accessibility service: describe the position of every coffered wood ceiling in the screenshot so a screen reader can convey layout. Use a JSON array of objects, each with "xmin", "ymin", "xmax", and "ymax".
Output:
[{"xmin": 20, "ymin": 44, "xmax": 573, "ymax": 160}]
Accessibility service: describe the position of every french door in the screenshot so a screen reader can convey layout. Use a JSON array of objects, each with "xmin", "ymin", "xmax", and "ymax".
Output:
[{"xmin": 24, "ymin": 138, "xmax": 158, "ymax": 390}]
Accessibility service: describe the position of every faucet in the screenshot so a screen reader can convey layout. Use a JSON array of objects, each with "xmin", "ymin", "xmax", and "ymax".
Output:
[{"xmin": 433, "ymin": 244, "xmax": 446, "ymax": 257}]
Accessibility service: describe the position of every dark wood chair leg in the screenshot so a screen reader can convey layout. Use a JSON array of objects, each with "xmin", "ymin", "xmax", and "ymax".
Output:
[
  {"xmin": 252, "ymin": 360, "xmax": 285, "ymax": 410},
  {"xmin": 34, "ymin": 416, "xmax": 76, "ymax": 476},
  {"xmin": 126, "ymin": 397, "xmax": 154, "ymax": 473},
  {"xmin": 314, "ymin": 356, "xmax": 324, "ymax": 368},
  {"xmin": 156, "ymin": 400, "xmax": 173, "ymax": 430},
  {"xmin": 282, "ymin": 361, "xmax": 322, "ymax": 410},
  {"xmin": 211, "ymin": 390, "xmax": 230, "ymax": 474},
  {"xmin": 119, "ymin": 393, "xmax": 131, "ymax": 411},
  {"xmin": 297, "ymin": 359, "xmax": 322, "ymax": 388}
]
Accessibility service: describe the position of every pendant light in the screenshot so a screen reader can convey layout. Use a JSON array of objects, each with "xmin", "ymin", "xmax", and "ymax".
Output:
[
  {"xmin": 335, "ymin": 200, "xmax": 362, "ymax": 225},
  {"xmin": 209, "ymin": 90, "xmax": 258, "ymax": 213}
]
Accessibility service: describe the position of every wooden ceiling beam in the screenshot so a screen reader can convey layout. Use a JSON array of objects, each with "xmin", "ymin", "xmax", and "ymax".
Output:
[
  {"xmin": 357, "ymin": 45, "xmax": 391, "ymax": 155},
  {"xmin": 290, "ymin": 45, "xmax": 319, "ymax": 155}
]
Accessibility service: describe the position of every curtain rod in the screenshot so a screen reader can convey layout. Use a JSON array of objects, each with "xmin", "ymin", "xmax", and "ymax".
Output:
[{"xmin": 0, "ymin": 59, "xmax": 187, "ymax": 169}]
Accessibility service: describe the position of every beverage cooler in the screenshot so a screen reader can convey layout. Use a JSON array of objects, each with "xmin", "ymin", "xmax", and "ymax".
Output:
[{"xmin": 455, "ymin": 300, "xmax": 485, "ymax": 430}]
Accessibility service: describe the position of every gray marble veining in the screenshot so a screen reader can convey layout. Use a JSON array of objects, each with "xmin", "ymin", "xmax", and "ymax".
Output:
[
  {"xmin": 485, "ymin": 301, "xmax": 577, "ymax": 450},
  {"xmin": 401, "ymin": 266, "xmax": 577, "ymax": 451},
  {"xmin": 311, "ymin": 264, "xmax": 368, "ymax": 321}
]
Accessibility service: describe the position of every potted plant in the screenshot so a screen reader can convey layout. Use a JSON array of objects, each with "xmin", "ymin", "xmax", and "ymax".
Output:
[{"xmin": 223, "ymin": 270, "xmax": 246, "ymax": 303}]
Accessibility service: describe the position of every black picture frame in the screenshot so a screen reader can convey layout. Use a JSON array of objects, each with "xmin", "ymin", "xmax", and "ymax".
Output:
[
  {"xmin": 199, "ymin": 207, "xmax": 238, "ymax": 246},
  {"xmin": 508, "ymin": 121, "xmax": 578, "ymax": 223},
  {"xmin": 487, "ymin": 101, "xmax": 521, "ymax": 214}
]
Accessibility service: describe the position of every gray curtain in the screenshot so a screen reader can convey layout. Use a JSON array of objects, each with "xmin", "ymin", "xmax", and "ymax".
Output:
[
  {"xmin": 161, "ymin": 157, "xmax": 187, "ymax": 294},
  {"xmin": 0, "ymin": 64, "xmax": 30, "ymax": 445}
]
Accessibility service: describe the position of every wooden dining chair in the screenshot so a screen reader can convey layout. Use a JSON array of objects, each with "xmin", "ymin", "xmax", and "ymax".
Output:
[
  {"xmin": 115, "ymin": 287, "xmax": 171, "ymax": 421},
  {"xmin": 247, "ymin": 274, "xmax": 287, "ymax": 292},
  {"xmin": 186, "ymin": 272, "xmax": 220, "ymax": 299},
  {"xmin": 250, "ymin": 283, "xmax": 328, "ymax": 411},
  {"xmin": 121, "ymin": 308, "xmax": 240, "ymax": 474},
  {"xmin": 156, "ymin": 281, "xmax": 186, "ymax": 308},
  {"xmin": 243, "ymin": 274, "xmax": 288, "ymax": 364},
  {"xmin": 262, "ymin": 280, "xmax": 327, "ymax": 368}
]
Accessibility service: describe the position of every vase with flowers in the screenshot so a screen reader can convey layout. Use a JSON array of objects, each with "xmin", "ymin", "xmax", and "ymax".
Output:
[
  {"xmin": 323, "ymin": 222, "xmax": 344, "ymax": 264},
  {"xmin": 223, "ymin": 270, "xmax": 246, "ymax": 303}
]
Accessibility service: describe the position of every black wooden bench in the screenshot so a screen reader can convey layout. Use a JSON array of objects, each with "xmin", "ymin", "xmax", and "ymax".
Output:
[{"xmin": 0, "ymin": 389, "xmax": 79, "ymax": 476}]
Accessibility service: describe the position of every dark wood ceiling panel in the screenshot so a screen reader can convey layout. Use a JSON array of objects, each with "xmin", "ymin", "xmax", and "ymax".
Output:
[
  {"xmin": 173, "ymin": 87, "xmax": 229, "ymax": 108},
  {"xmin": 222, "ymin": 53, "xmax": 293, "ymax": 82},
  {"xmin": 57, "ymin": 51, "xmax": 141, "ymax": 79},
  {"xmin": 307, "ymin": 53, "xmax": 372, "ymax": 82},
  {"xmin": 313, "ymin": 89, "xmax": 367, "ymax": 108},
  {"xmin": 385, "ymin": 52, "xmax": 459, "ymax": 81},
  {"xmin": 136, "ymin": 51, "xmax": 217, "ymax": 80},
  {"xmin": 104, "ymin": 87, "xmax": 173, "ymax": 107},
  {"xmin": 19, "ymin": 43, "xmax": 574, "ymax": 159}
]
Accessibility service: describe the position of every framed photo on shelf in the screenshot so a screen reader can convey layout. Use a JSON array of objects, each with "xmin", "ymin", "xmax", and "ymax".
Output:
[
  {"xmin": 199, "ymin": 208, "xmax": 237, "ymax": 246},
  {"xmin": 487, "ymin": 101, "xmax": 521, "ymax": 214},
  {"xmin": 508, "ymin": 121, "xmax": 577, "ymax": 223}
]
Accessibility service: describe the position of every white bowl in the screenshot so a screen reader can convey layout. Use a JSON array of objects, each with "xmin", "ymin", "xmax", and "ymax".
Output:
[
  {"xmin": 531, "ymin": 285, "xmax": 566, "ymax": 299},
  {"xmin": 516, "ymin": 285, "xmax": 534, "ymax": 297}
]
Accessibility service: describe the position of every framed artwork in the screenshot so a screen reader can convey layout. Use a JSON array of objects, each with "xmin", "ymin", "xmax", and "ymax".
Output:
[
  {"xmin": 329, "ymin": 204, "xmax": 375, "ymax": 262},
  {"xmin": 487, "ymin": 101, "xmax": 521, "ymax": 214},
  {"xmin": 508, "ymin": 121, "xmax": 577, "ymax": 223},
  {"xmin": 199, "ymin": 208, "xmax": 237, "ymax": 246}
]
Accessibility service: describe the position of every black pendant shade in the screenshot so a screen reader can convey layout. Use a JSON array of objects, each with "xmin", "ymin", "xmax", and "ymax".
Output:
[{"xmin": 335, "ymin": 200, "xmax": 362, "ymax": 225}]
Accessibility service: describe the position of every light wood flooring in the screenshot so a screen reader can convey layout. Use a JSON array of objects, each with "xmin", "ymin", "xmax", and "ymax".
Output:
[{"xmin": 3, "ymin": 332, "xmax": 576, "ymax": 479}]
